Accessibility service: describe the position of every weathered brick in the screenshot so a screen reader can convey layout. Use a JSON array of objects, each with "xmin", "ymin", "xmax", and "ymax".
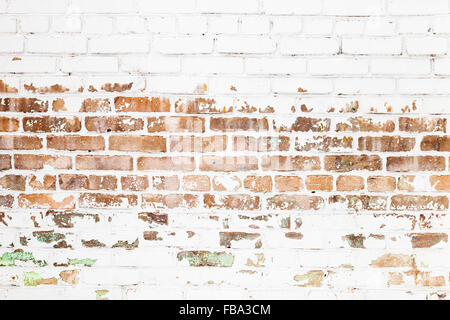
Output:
[
  {"xmin": 182, "ymin": 175, "xmax": 210, "ymax": 191},
  {"xmin": 399, "ymin": 117, "xmax": 446, "ymax": 133},
  {"xmin": 336, "ymin": 117, "xmax": 395, "ymax": 132},
  {"xmin": 76, "ymin": 155, "xmax": 132, "ymax": 171},
  {"xmin": 200, "ymin": 156, "xmax": 258, "ymax": 172},
  {"xmin": 421, "ymin": 136, "xmax": 450, "ymax": 151},
  {"xmin": 47, "ymin": 136, "xmax": 105, "ymax": 151},
  {"xmin": 305, "ymin": 175, "xmax": 333, "ymax": 191},
  {"xmin": 14, "ymin": 155, "xmax": 71, "ymax": 170},
  {"xmin": 170, "ymin": 136, "xmax": 227, "ymax": 152},
  {"xmin": 325, "ymin": 155, "xmax": 382, "ymax": 172},
  {"xmin": 274, "ymin": 117, "xmax": 330, "ymax": 132},
  {"xmin": 0, "ymin": 117, "xmax": 19, "ymax": 132},
  {"xmin": 204, "ymin": 194, "xmax": 260, "ymax": 210},
  {"xmin": 85, "ymin": 116, "xmax": 144, "ymax": 132},
  {"xmin": 23, "ymin": 117, "xmax": 81, "ymax": 133},
  {"xmin": 336, "ymin": 176, "xmax": 364, "ymax": 191},
  {"xmin": 0, "ymin": 98, "xmax": 48, "ymax": 113},
  {"xmin": 210, "ymin": 117, "xmax": 268, "ymax": 132},
  {"xmin": 387, "ymin": 156, "xmax": 445, "ymax": 172},
  {"xmin": 142, "ymin": 194, "xmax": 198, "ymax": 209},
  {"xmin": 115, "ymin": 97, "xmax": 170, "ymax": 112},
  {"xmin": 138, "ymin": 157, "xmax": 195, "ymax": 171},
  {"xmin": 274, "ymin": 176, "xmax": 303, "ymax": 192},
  {"xmin": 109, "ymin": 136, "xmax": 166, "ymax": 152},
  {"xmin": 121, "ymin": 176, "xmax": 149, "ymax": 191},
  {"xmin": 390, "ymin": 195, "xmax": 448, "ymax": 211},
  {"xmin": 0, "ymin": 136, "xmax": 42, "ymax": 150},
  {"xmin": 243, "ymin": 176, "xmax": 272, "ymax": 192},
  {"xmin": 358, "ymin": 136, "xmax": 415, "ymax": 152},
  {"xmin": 367, "ymin": 176, "xmax": 396, "ymax": 192},
  {"xmin": 148, "ymin": 116, "xmax": 205, "ymax": 133},
  {"xmin": 267, "ymin": 195, "xmax": 324, "ymax": 210},
  {"xmin": 261, "ymin": 156, "xmax": 321, "ymax": 171}
]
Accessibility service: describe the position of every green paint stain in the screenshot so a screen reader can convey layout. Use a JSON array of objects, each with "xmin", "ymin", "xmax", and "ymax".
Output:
[
  {"xmin": 32, "ymin": 231, "xmax": 65, "ymax": 243},
  {"xmin": 95, "ymin": 290, "xmax": 109, "ymax": 300},
  {"xmin": 177, "ymin": 251, "xmax": 234, "ymax": 267},
  {"xmin": 0, "ymin": 251, "xmax": 47, "ymax": 267},
  {"xmin": 24, "ymin": 272, "xmax": 42, "ymax": 287},
  {"xmin": 69, "ymin": 258, "xmax": 96, "ymax": 267}
]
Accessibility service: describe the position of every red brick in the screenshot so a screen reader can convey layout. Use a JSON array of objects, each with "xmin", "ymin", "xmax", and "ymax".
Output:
[
  {"xmin": 152, "ymin": 176, "xmax": 180, "ymax": 191},
  {"xmin": 387, "ymin": 156, "xmax": 445, "ymax": 172},
  {"xmin": 325, "ymin": 155, "xmax": 382, "ymax": 172},
  {"xmin": 79, "ymin": 193, "xmax": 138, "ymax": 208},
  {"xmin": 337, "ymin": 176, "xmax": 364, "ymax": 191},
  {"xmin": 358, "ymin": 136, "xmax": 415, "ymax": 152},
  {"xmin": 18, "ymin": 194, "xmax": 75, "ymax": 209},
  {"xmin": 210, "ymin": 117, "xmax": 268, "ymax": 132},
  {"xmin": 23, "ymin": 117, "xmax": 81, "ymax": 133},
  {"xmin": 0, "ymin": 117, "xmax": 19, "ymax": 132},
  {"xmin": 336, "ymin": 117, "xmax": 395, "ymax": 132},
  {"xmin": 0, "ymin": 175, "xmax": 26, "ymax": 190},
  {"xmin": 367, "ymin": 176, "xmax": 396, "ymax": 192},
  {"xmin": 274, "ymin": 176, "xmax": 303, "ymax": 192},
  {"xmin": 200, "ymin": 156, "xmax": 258, "ymax": 172},
  {"xmin": 306, "ymin": 175, "xmax": 333, "ymax": 191},
  {"xmin": 80, "ymin": 98, "xmax": 111, "ymax": 112},
  {"xmin": 109, "ymin": 136, "xmax": 166, "ymax": 152},
  {"xmin": 274, "ymin": 117, "xmax": 330, "ymax": 132},
  {"xmin": 421, "ymin": 136, "xmax": 450, "ymax": 151},
  {"xmin": 0, "ymin": 136, "xmax": 42, "ymax": 150},
  {"xmin": 0, "ymin": 98, "xmax": 48, "ymax": 113},
  {"xmin": 390, "ymin": 195, "xmax": 448, "ymax": 211},
  {"xmin": 0, "ymin": 155, "xmax": 11, "ymax": 171},
  {"xmin": 85, "ymin": 116, "xmax": 144, "ymax": 132},
  {"xmin": 14, "ymin": 155, "xmax": 71, "ymax": 170},
  {"xmin": 76, "ymin": 155, "xmax": 132, "ymax": 171},
  {"xmin": 47, "ymin": 136, "xmax": 105, "ymax": 151}
]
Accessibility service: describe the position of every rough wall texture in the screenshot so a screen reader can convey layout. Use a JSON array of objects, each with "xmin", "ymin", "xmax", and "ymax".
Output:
[{"xmin": 1, "ymin": 0, "xmax": 450, "ymax": 300}]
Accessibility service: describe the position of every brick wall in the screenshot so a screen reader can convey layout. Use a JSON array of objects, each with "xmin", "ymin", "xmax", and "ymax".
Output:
[{"xmin": 1, "ymin": 0, "xmax": 450, "ymax": 300}]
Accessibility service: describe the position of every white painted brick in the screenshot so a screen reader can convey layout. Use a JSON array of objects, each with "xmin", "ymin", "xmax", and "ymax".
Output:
[
  {"xmin": 0, "ymin": 35, "xmax": 23, "ymax": 52},
  {"xmin": 153, "ymin": 36, "xmax": 213, "ymax": 54},
  {"xmin": 334, "ymin": 19, "xmax": 365, "ymax": 35},
  {"xmin": 323, "ymin": 0, "xmax": 385, "ymax": 16},
  {"xmin": 302, "ymin": 18, "xmax": 333, "ymax": 35},
  {"xmin": 271, "ymin": 17, "xmax": 302, "ymax": 34},
  {"xmin": 177, "ymin": 16, "xmax": 208, "ymax": 35},
  {"xmin": 121, "ymin": 55, "xmax": 180, "ymax": 73},
  {"xmin": 60, "ymin": 56, "xmax": 118, "ymax": 72},
  {"xmin": 52, "ymin": 16, "xmax": 82, "ymax": 33},
  {"xmin": 342, "ymin": 38, "xmax": 402, "ymax": 55},
  {"xmin": 7, "ymin": 0, "xmax": 69, "ymax": 13},
  {"xmin": 216, "ymin": 36, "xmax": 276, "ymax": 54},
  {"xmin": 198, "ymin": 0, "xmax": 260, "ymax": 14},
  {"xmin": 0, "ymin": 17, "xmax": 16, "ymax": 33},
  {"xmin": 406, "ymin": 37, "xmax": 448, "ymax": 55},
  {"xmin": 371, "ymin": 58, "xmax": 431, "ymax": 75},
  {"xmin": 84, "ymin": 17, "xmax": 113, "ymax": 34},
  {"xmin": 263, "ymin": 0, "xmax": 322, "ymax": 15},
  {"xmin": 90, "ymin": 36, "xmax": 149, "ymax": 53},
  {"xmin": 209, "ymin": 16, "xmax": 239, "ymax": 34},
  {"xmin": 272, "ymin": 78, "xmax": 333, "ymax": 94},
  {"xmin": 246, "ymin": 58, "xmax": 307, "ymax": 74},
  {"xmin": 20, "ymin": 16, "xmax": 49, "ymax": 33},
  {"xmin": 387, "ymin": 0, "xmax": 449, "ymax": 15},
  {"xmin": 365, "ymin": 19, "xmax": 396, "ymax": 36},
  {"xmin": 116, "ymin": 17, "xmax": 146, "ymax": 34},
  {"xmin": 27, "ymin": 35, "xmax": 86, "ymax": 53},
  {"xmin": 183, "ymin": 57, "xmax": 244, "ymax": 74},
  {"xmin": 398, "ymin": 17, "xmax": 432, "ymax": 34},
  {"xmin": 72, "ymin": 0, "xmax": 136, "ymax": 13},
  {"xmin": 334, "ymin": 78, "xmax": 395, "ymax": 94},
  {"xmin": 0, "ymin": 56, "xmax": 55, "ymax": 73},
  {"xmin": 309, "ymin": 58, "xmax": 369, "ymax": 75},
  {"xmin": 434, "ymin": 58, "xmax": 450, "ymax": 75},
  {"xmin": 209, "ymin": 77, "xmax": 271, "ymax": 94},
  {"xmin": 148, "ymin": 76, "xmax": 208, "ymax": 94},
  {"xmin": 148, "ymin": 16, "xmax": 177, "ymax": 34},
  {"xmin": 399, "ymin": 78, "xmax": 450, "ymax": 94},
  {"xmin": 137, "ymin": 0, "xmax": 196, "ymax": 13},
  {"xmin": 433, "ymin": 17, "xmax": 450, "ymax": 34},
  {"xmin": 280, "ymin": 37, "xmax": 339, "ymax": 55},
  {"xmin": 240, "ymin": 16, "xmax": 271, "ymax": 35}
]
